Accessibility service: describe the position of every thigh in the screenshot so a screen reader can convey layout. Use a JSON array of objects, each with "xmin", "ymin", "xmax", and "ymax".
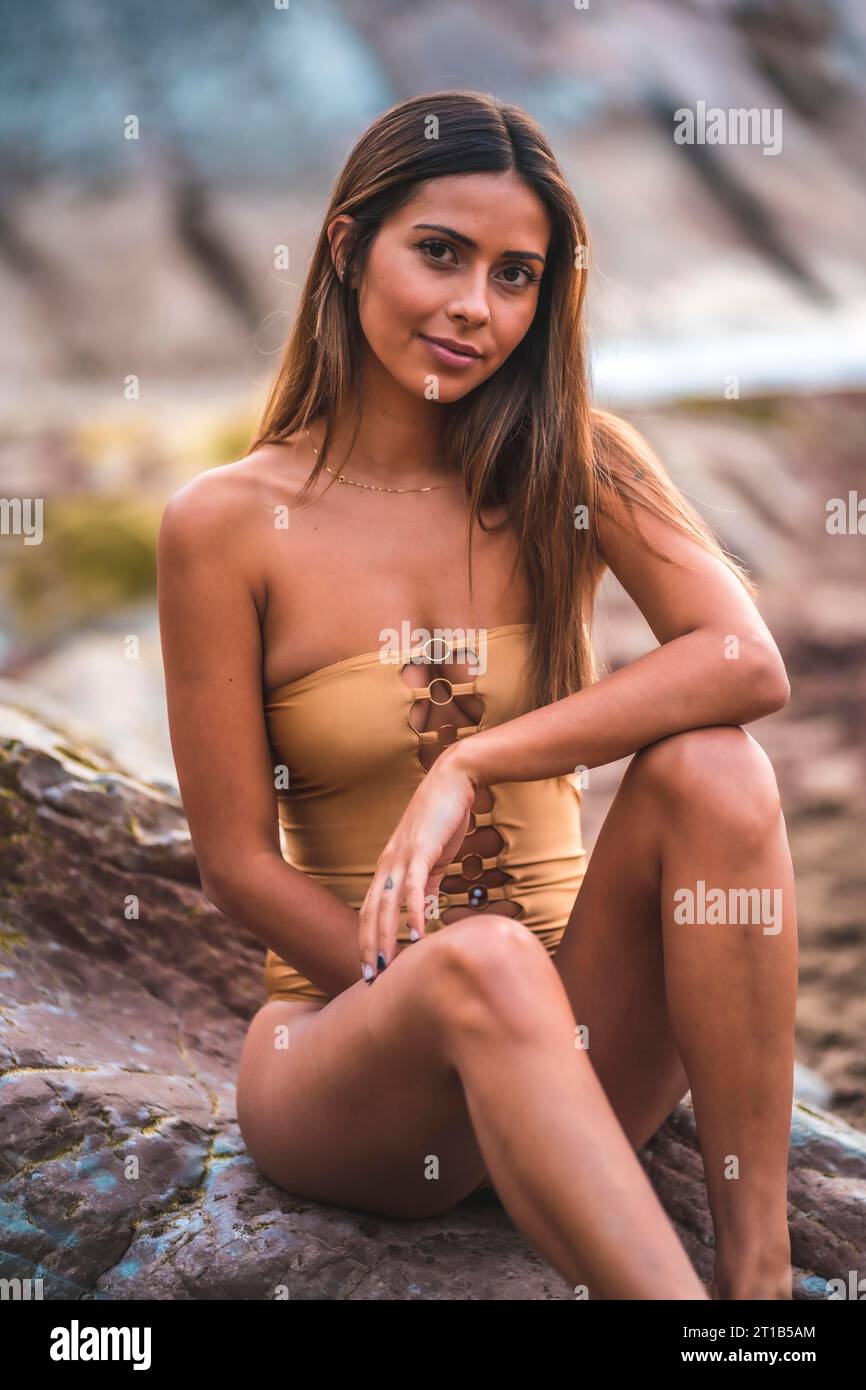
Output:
[
  {"xmin": 552, "ymin": 748, "xmax": 690, "ymax": 1150},
  {"xmin": 236, "ymin": 924, "xmax": 495, "ymax": 1218}
]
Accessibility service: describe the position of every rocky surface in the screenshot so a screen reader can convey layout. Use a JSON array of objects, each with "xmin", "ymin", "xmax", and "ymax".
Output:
[{"xmin": 1, "ymin": 694, "xmax": 864, "ymax": 1299}]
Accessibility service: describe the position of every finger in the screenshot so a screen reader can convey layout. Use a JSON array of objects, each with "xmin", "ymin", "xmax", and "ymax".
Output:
[
  {"xmin": 422, "ymin": 868, "xmax": 446, "ymax": 934},
  {"xmin": 358, "ymin": 881, "xmax": 382, "ymax": 983},
  {"xmin": 376, "ymin": 862, "xmax": 406, "ymax": 970},
  {"xmin": 360, "ymin": 863, "xmax": 403, "ymax": 978},
  {"xmin": 405, "ymin": 856, "xmax": 432, "ymax": 942}
]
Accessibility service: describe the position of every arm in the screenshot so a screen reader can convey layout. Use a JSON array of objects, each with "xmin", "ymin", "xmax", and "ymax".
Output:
[
  {"xmin": 446, "ymin": 490, "xmax": 790, "ymax": 791},
  {"xmin": 158, "ymin": 470, "xmax": 365, "ymax": 999}
]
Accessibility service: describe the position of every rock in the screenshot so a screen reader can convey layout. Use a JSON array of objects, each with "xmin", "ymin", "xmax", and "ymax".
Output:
[{"xmin": 1, "ymin": 692, "xmax": 865, "ymax": 1300}]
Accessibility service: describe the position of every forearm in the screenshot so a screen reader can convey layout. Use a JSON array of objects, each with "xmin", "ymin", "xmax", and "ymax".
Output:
[
  {"xmin": 206, "ymin": 852, "xmax": 363, "ymax": 998},
  {"xmin": 451, "ymin": 628, "xmax": 789, "ymax": 788}
]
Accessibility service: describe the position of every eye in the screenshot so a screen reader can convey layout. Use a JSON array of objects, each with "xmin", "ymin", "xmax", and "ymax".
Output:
[
  {"xmin": 416, "ymin": 237, "xmax": 458, "ymax": 266},
  {"xmin": 498, "ymin": 262, "xmax": 540, "ymax": 289}
]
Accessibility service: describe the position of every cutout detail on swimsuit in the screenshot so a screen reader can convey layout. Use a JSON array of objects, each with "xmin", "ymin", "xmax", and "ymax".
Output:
[{"xmin": 399, "ymin": 636, "xmax": 525, "ymax": 927}]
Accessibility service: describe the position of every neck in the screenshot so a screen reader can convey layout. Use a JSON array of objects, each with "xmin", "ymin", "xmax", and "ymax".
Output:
[{"xmin": 324, "ymin": 348, "xmax": 457, "ymax": 489}]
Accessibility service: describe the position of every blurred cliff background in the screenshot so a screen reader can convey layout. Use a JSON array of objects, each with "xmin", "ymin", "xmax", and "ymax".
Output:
[{"xmin": 1, "ymin": 0, "xmax": 865, "ymax": 1123}]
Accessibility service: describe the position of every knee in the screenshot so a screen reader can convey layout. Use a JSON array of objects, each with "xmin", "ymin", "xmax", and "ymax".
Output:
[
  {"xmin": 426, "ymin": 916, "xmax": 553, "ymax": 1031},
  {"xmin": 631, "ymin": 726, "xmax": 782, "ymax": 850}
]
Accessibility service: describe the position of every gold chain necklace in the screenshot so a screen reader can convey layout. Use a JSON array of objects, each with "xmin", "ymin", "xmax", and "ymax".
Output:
[{"xmin": 306, "ymin": 427, "xmax": 460, "ymax": 494}]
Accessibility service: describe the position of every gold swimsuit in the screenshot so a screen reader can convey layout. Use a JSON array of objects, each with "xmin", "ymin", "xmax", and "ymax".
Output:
[{"xmin": 262, "ymin": 623, "xmax": 588, "ymax": 1003}]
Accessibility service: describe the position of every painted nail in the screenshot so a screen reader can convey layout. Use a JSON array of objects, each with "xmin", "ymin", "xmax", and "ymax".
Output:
[
  {"xmin": 377, "ymin": 951, "xmax": 387, "ymax": 971},
  {"xmin": 409, "ymin": 927, "xmax": 420, "ymax": 942},
  {"xmin": 362, "ymin": 962, "xmax": 374, "ymax": 982}
]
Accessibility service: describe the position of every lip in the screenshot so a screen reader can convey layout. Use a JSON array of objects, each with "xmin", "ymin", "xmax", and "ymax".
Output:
[{"xmin": 418, "ymin": 334, "xmax": 483, "ymax": 368}]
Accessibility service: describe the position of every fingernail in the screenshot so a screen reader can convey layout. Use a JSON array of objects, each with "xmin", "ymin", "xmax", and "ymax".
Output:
[
  {"xmin": 409, "ymin": 927, "xmax": 420, "ymax": 942},
  {"xmin": 377, "ymin": 951, "xmax": 387, "ymax": 971},
  {"xmin": 362, "ymin": 962, "xmax": 374, "ymax": 982}
]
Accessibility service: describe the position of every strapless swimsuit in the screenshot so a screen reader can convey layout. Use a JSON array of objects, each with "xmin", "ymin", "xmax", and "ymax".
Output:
[{"xmin": 262, "ymin": 623, "xmax": 588, "ymax": 1002}]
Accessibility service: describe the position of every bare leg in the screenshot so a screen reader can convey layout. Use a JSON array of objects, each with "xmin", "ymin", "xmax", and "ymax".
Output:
[
  {"xmin": 554, "ymin": 726, "xmax": 796, "ymax": 1300},
  {"xmin": 238, "ymin": 917, "xmax": 708, "ymax": 1299},
  {"xmin": 435, "ymin": 923, "xmax": 709, "ymax": 1299}
]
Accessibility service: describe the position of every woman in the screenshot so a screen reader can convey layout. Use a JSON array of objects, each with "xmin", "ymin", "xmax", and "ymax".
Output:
[{"xmin": 158, "ymin": 90, "xmax": 797, "ymax": 1300}]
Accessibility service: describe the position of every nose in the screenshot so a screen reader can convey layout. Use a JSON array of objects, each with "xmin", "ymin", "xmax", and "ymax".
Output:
[{"xmin": 446, "ymin": 266, "xmax": 491, "ymax": 329}]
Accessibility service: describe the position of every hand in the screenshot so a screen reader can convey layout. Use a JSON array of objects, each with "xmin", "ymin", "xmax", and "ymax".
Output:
[{"xmin": 358, "ymin": 748, "xmax": 479, "ymax": 981}]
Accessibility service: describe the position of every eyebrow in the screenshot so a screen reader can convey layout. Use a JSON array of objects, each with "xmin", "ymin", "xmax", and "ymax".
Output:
[{"xmin": 412, "ymin": 223, "xmax": 546, "ymax": 266}]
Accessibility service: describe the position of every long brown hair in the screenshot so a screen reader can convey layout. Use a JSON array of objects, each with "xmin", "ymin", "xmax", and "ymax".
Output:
[{"xmin": 249, "ymin": 89, "xmax": 756, "ymax": 710}]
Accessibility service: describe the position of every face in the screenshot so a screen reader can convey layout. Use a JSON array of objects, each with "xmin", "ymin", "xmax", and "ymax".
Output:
[{"xmin": 330, "ymin": 171, "xmax": 551, "ymax": 403}]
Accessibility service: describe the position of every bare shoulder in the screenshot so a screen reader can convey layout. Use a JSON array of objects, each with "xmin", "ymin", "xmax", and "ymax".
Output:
[
  {"xmin": 158, "ymin": 434, "xmax": 316, "ymax": 584},
  {"xmin": 161, "ymin": 434, "xmax": 311, "ymax": 523}
]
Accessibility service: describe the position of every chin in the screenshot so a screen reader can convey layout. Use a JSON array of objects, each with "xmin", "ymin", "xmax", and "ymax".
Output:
[{"xmin": 386, "ymin": 367, "xmax": 476, "ymax": 404}]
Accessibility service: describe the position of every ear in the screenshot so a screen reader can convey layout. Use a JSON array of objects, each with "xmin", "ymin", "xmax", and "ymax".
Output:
[{"xmin": 326, "ymin": 214, "xmax": 356, "ymax": 286}]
